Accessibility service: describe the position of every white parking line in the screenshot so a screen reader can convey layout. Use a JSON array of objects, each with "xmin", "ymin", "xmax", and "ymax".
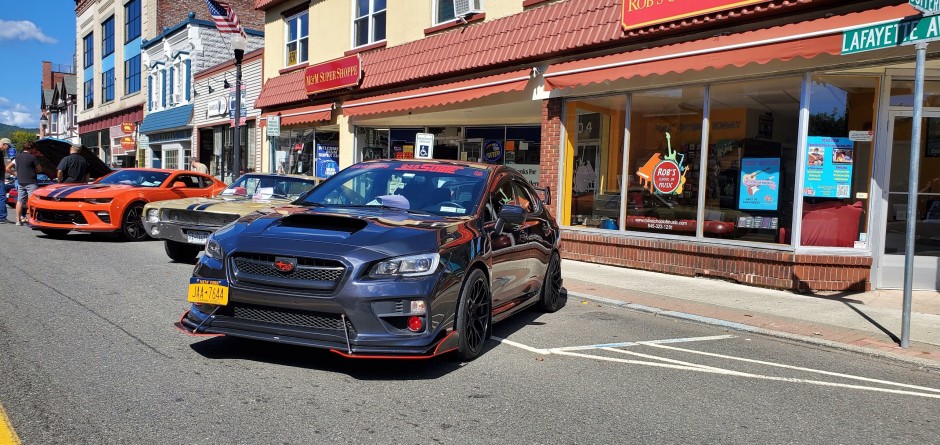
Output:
[{"xmin": 493, "ymin": 335, "xmax": 940, "ymax": 399}]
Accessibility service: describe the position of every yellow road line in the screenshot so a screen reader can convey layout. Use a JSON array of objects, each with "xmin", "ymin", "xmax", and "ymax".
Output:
[{"xmin": 0, "ymin": 402, "xmax": 20, "ymax": 445}]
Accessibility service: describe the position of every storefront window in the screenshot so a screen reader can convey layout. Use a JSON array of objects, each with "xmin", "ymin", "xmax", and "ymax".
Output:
[
  {"xmin": 357, "ymin": 127, "xmax": 389, "ymax": 161},
  {"xmin": 800, "ymin": 76, "xmax": 878, "ymax": 248},
  {"xmin": 889, "ymin": 79, "xmax": 940, "ymax": 107},
  {"xmin": 566, "ymin": 96, "xmax": 627, "ymax": 228},
  {"xmin": 703, "ymin": 77, "xmax": 801, "ymax": 244},
  {"xmin": 625, "ymin": 88, "xmax": 703, "ymax": 235},
  {"xmin": 272, "ymin": 126, "xmax": 337, "ymax": 177}
]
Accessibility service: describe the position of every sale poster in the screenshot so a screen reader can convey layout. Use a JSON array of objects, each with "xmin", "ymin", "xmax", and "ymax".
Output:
[
  {"xmin": 739, "ymin": 158, "xmax": 780, "ymax": 211},
  {"xmin": 803, "ymin": 136, "xmax": 853, "ymax": 198}
]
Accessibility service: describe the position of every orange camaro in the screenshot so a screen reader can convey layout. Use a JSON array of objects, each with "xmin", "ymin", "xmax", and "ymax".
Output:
[{"xmin": 28, "ymin": 168, "xmax": 227, "ymax": 240}]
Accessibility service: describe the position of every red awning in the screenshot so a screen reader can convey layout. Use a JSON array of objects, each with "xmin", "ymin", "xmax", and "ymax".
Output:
[
  {"xmin": 342, "ymin": 70, "xmax": 531, "ymax": 117},
  {"xmin": 79, "ymin": 107, "xmax": 144, "ymax": 133},
  {"xmin": 263, "ymin": 103, "xmax": 334, "ymax": 126},
  {"xmin": 543, "ymin": 5, "xmax": 911, "ymax": 91}
]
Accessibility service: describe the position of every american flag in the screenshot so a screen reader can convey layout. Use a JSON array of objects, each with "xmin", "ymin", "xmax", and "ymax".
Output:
[{"xmin": 204, "ymin": 0, "xmax": 246, "ymax": 37}]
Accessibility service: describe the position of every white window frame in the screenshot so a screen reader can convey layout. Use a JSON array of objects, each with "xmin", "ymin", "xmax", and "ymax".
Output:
[
  {"xmin": 149, "ymin": 70, "xmax": 163, "ymax": 111},
  {"xmin": 433, "ymin": 0, "xmax": 484, "ymax": 25},
  {"xmin": 352, "ymin": 0, "xmax": 386, "ymax": 49},
  {"xmin": 284, "ymin": 11, "xmax": 309, "ymax": 68},
  {"xmin": 50, "ymin": 111, "xmax": 59, "ymax": 134},
  {"xmin": 170, "ymin": 57, "xmax": 188, "ymax": 105}
]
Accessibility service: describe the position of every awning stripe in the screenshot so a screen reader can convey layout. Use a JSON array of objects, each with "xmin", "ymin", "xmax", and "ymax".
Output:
[{"xmin": 342, "ymin": 70, "xmax": 531, "ymax": 117}]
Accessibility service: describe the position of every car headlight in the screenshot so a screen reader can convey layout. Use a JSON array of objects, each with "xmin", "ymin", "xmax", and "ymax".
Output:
[
  {"xmin": 84, "ymin": 198, "xmax": 113, "ymax": 204},
  {"xmin": 146, "ymin": 208, "xmax": 159, "ymax": 223},
  {"xmin": 205, "ymin": 238, "xmax": 224, "ymax": 260},
  {"xmin": 369, "ymin": 253, "xmax": 440, "ymax": 278}
]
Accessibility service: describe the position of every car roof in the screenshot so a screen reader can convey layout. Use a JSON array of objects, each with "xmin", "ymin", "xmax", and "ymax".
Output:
[{"xmin": 359, "ymin": 158, "xmax": 501, "ymax": 171}]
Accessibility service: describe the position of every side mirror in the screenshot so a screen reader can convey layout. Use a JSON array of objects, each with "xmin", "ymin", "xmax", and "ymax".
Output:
[
  {"xmin": 171, "ymin": 181, "xmax": 186, "ymax": 189},
  {"xmin": 498, "ymin": 204, "xmax": 526, "ymax": 226}
]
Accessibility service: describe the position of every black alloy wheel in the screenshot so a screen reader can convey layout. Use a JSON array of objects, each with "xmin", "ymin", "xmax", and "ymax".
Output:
[
  {"xmin": 164, "ymin": 240, "xmax": 202, "ymax": 263},
  {"xmin": 455, "ymin": 268, "xmax": 492, "ymax": 362},
  {"xmin": 39, "ymin": 229, "xmax": 70, "ymax": 239},
  {"xmin": 537, "ymin": 252, "xmax": 562, "ymax": 313},
  {"xmin": 121, "ymin": 203, "xmax": 148, "ymax": 241}
]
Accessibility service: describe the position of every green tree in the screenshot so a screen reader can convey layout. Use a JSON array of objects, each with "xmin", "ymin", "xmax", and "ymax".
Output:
[{"xmin": 9, "ymin": 131, "xmax": 37, "ymax": 151}]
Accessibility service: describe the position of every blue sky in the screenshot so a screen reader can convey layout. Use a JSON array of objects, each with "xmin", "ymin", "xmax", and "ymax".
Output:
[{"xmin": 0, "ymin": 1, "xmax": 76, "ymax": 128}]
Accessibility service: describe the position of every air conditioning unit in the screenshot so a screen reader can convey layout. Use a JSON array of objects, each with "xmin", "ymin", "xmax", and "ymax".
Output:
[{"xmin": 453, "ymin": 0, "xmax": 483, "ymax": 18}]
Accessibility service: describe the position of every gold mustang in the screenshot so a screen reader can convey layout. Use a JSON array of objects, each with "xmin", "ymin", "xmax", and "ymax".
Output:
[{"xmin": 142, "ymin": 173, "xmax": 322, "ymax": 262}]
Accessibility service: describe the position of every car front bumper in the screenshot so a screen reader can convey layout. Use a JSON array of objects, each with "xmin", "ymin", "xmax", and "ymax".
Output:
[
  {"xmin": 142, "ymin": 220, "xmax": 221, "ymax": 245},
  {"xmin": 28, "ymin": 199, "xmax": 119, "ymax": 232}
]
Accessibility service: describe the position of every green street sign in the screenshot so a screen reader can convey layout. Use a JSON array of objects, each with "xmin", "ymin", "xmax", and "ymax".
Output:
[
  {"xmin": 910, "ymin": 0, "xmax": 940, "ymax": 14},
  {"xmin": 842, "ymin": 14, "xmax": 940, "ymax": 54}
]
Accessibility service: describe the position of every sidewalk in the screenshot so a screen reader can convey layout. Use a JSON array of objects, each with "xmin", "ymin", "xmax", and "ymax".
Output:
[{"xmin": 561, "ymin": 259, "xmax": 940, "ymax": 369}]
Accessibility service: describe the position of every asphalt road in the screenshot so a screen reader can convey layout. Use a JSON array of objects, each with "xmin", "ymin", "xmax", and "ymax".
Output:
[{"xmin": 1, "ymin": 226, "xmax": 939, "ymax": 444}]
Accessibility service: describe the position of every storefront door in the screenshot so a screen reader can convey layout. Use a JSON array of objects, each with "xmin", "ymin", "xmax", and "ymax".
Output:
[{"xmin": 880, "ymin": 110, "xmax": 940, "ymax": 289}]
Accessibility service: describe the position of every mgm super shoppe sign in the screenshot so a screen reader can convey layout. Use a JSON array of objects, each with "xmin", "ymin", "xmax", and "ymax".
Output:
[{"xmin": 843, "ymin": 1, "xmax": 940, "ymax": 55}]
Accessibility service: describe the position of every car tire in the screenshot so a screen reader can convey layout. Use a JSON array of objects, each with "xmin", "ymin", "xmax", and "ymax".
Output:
[
  {"xmin": 39, "ymin": 229, "xmax": 69, "ymax": 239},
  {"xmin": 537, "ymin": 252, "xmax": 562, "ymax": 313},
  {"xmin": 165, "ymin": 240, "xmax": 201, "ymax": 263},
  {"xmin": 121, "ymin": 202, "xmax": 148, "ymax": 241},
  {"xmin": 454, "ymin": 268, "xmax": 492, "ymax": 362}
]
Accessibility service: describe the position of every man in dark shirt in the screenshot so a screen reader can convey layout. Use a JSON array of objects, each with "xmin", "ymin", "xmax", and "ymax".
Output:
[
  {"xmin": 5, "ymin": 142, "xmax": 41, "ymax": 226},
  {"xmin": 57, "ymin": 145, "xmax": 90, "ymax": 184}
]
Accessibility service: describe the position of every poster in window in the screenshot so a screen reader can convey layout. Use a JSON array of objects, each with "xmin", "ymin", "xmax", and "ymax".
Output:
[
  {"xmin": 803, "ymin": 136, "xmax": 853, "ymax": 198},
  {"xmin": 738, "ymin": 157, "xmax": 780, "ymax": 211},
  {"xmin": 315, "ymin": 144, "xmax": 339, "ymax": 178}
]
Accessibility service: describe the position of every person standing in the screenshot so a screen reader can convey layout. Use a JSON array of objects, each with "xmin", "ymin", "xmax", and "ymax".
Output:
[
  {"xmin": 0, "ymin": 138, "xmax": 12, "ymax": 223},
  {"xmin": 57, "ymin": 144, "xmax": 90, "ymax": 184},
  {"xmin": 190, "ymin": 159, "xmax": 209, "ymax": 174},
  {"xmin": 5, "ymin": 141, "xmax": 42, "ymax": 226}
]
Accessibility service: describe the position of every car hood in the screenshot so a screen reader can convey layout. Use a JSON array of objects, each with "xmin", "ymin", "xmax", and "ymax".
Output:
[
  {"xmin": 151, "ymin": 196, "xmax": 294, "ymax": 214},
  {"xmin": 34, "ymin": 138, "xmax": 112, "ymax": 179},
  {"xmin": 220, "ymin": 206, "xmax": 468, "ymax": 258},
  {"xmin": 35, "ymin": 183, "xmax": 144, "ymax": 199}
]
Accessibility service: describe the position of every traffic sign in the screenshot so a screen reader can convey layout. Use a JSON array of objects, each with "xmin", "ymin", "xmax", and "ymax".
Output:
[
  {"xmin": 910, "ymin": 0, "xmax": 940, "ymax": 15},
  {"xmin": 267, "ymin": 116, "xmax": 280, "ymax": 137},
  {"xmin": 842, "ymin": 14, "xmax": 940, "ymax": 54}
]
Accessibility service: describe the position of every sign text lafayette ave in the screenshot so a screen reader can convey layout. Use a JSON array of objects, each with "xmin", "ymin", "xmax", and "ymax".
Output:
[{"xmin": 842, "ymin": 14, "xmax": 940, "ymax": 54}]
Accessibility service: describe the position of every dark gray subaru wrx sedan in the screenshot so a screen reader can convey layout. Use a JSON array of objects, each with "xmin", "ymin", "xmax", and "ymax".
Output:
[{"xmin": 178, "ymin": 159, "xmax": 562, "ymax": 361}]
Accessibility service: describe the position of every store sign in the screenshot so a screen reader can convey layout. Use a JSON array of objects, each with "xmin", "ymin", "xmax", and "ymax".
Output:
[
  {"xmin": 621, "ymin": 0, "xmax": 765, "ymax": 31},
  {"xmin": 910, "ymin": 0, "xmax": 940, "ymax": 14},
  {"xmin": 636, "ymin": 132, "xmax": 688, "ymax": 195},
  {"xmin": 120, "ymin": 136, "xmax": 136, "ymax": 150},
  {"xmin": 304, "ymin": 55, "xmax": 361, "ymax": 95},
  {"xmin": 121, "ymin": 122, "xmax": 135, "ymax": 134},
  {"xmin": 842, "ymin": 15, "xmax": 940, "ymax": 55},
  {"xmin": 738, "ymin": 158, "xmax": 780, "ymax": 211},
  {"xmin": 849, "ymin": 130, "xmax": 874, "ymax": 142},
  {"xmin": 415, "ymin": 133, "xmax": 434, "ymax": 159},
  {"xmin": 803, "ymin": 136, "xmax": 854, "ymax": 198},
  {"xmin": 207, "ymin": 98, "xmax": 228, "ymax": 117},
  {"xmin": 482, "ymin": 140, "xmax": 503, "ymax": 163},
  {"xmin": 315, "ymin": 144, "xmax": 339, "ymax": 178}
]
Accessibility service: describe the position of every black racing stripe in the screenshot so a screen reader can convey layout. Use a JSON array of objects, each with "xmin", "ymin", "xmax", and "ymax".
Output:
[
  {"xmin": 57, "ymin": 185, "xmax": 99, "ymax": 198},
  {"xmin": 48, "ymin": 185, "xmax": 80, "ymax": 198},
  {"xmin": 196, "ymin": 203, "xmax": 216, "ymax": 211},
  {"xmin": 187, "ymin": 203, "xmax": 201, "ymax": 210}
]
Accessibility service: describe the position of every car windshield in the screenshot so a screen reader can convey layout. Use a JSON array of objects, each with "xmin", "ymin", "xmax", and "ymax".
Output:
[
  {"xmin": 297, "ymin": 161, "xmax": 490, "ymax": 217},
  {"xmin": 220, "ymin": 174, "xmax": 320, "ymax": 200},
  {"xmin": 97, "ymin": 170, "xmax": 171, "ymax": 187}
]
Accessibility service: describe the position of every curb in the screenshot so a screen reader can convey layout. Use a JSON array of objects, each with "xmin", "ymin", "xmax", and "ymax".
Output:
[{"xmin": 566, "ymin": 290, "xmax": 940, "ymax": 372}]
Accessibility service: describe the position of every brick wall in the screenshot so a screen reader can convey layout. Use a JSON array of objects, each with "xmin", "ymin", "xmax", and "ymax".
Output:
[
  {"xmin": 539, "ymin": 97, "xmax": 563, "ymax": 216},
  {"xmin": 561, "ymin": 231, "xmax": 873, "ymax": 292},
  {"xmin": 157, "ymin": 0, "xmax": 265, "ymax": 33}
]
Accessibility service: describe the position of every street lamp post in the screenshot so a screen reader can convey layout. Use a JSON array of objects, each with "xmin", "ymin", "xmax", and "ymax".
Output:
[
  {"xmin": 39, "ymin": 115, "xmax": 49, "ymax": 138},
  {"xmin": 231, "ymin": 34, "xmax": 247, "ymax": 182}
]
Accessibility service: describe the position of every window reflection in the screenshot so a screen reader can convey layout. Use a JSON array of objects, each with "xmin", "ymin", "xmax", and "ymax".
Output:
[{"xmin": 566, "ymin": 96, "xmax": 627, "ymax": 228}]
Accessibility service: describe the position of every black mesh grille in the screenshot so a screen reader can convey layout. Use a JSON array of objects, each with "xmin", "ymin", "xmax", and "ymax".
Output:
[
  {"xmin": 35, "ymin": 210, "xmax": 87, "ymax": 224},
  {"xmin": 228, "ymin": 303, "xmax": 355, "ymax": 333},
  {"xmin": 163, "ymin": 209, "xmax": 240, "ymax": 227},
  {"xmin": 232, "ymin": 254, "xmax": 345, "ymax": 284}
]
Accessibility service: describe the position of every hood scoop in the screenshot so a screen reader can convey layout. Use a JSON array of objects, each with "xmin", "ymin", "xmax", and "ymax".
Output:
[{"xmin": 279, "ymin": 213, "xmax": 368, "ymax": 233}]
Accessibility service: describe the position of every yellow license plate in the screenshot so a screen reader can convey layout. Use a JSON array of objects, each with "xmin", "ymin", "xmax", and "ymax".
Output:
[{"xmin": 187, "ymin": 278, "xmax": 229, "ymax": 306}]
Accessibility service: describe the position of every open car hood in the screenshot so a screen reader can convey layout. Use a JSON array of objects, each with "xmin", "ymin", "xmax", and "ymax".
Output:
[{"xmin": 34, "ymin": 137, "xmax": 112, "ymax": 180}]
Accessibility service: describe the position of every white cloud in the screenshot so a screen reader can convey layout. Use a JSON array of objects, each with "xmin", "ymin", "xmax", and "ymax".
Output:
[
  {"xmin": 0, "ymin": 97, "xmax": 36, "ymax": 127},
  {"xmin": 0, "ymin": 20, "xmax": 57, "ymax": 44}
]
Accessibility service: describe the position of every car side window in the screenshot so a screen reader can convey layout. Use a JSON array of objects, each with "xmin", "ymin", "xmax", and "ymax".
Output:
[
  {"xmin": 175, "ymin": 175, "xmax": 203, "ymax": 188},
  {"xmin": 486, "ymin": 179, "xmax": 515, "ymax": 222}
]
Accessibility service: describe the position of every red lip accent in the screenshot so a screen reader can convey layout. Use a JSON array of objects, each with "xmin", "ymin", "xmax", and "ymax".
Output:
[{"xmin": 274, "ymin": 260, "xmax": 295, "ymax": 272}]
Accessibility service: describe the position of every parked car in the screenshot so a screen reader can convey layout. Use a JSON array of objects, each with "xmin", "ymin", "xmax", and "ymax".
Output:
[
  {"xmin": 179, "ymin": 159, "xmax": 562, "ymax": 361},
  {"xmin": 143, "ymin": 173, "xmax": 323, "ymax": 262},
  {"xmin": 28, "ymin": 168, "xmax": 227, "ymax": 240}
]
